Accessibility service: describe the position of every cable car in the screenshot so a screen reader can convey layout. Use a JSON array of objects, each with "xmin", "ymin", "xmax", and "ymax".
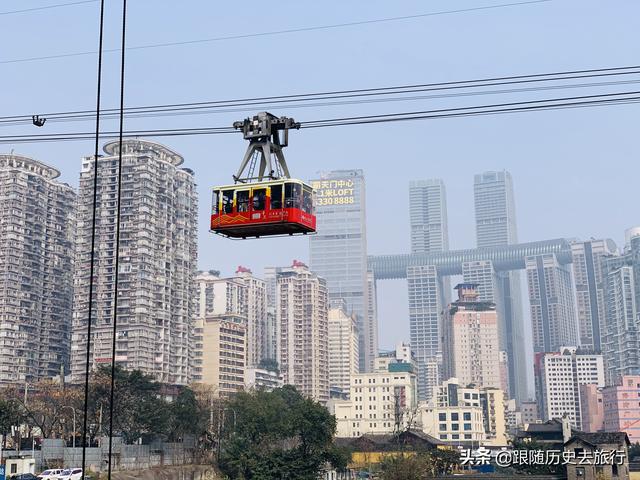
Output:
[{"xmin": 210, "ymin": 112, "xmax": 316, "ymax": 239}]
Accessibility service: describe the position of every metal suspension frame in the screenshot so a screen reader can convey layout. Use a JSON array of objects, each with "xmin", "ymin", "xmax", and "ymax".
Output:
[{"xmin": 232, "ymin": 112, "xmax": 300, "ymax": 183}]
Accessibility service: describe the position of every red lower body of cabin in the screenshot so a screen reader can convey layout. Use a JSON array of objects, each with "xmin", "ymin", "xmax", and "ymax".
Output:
[{"xmin": 211, "ymin": 208, "xmax": 316, "ymax": 238}]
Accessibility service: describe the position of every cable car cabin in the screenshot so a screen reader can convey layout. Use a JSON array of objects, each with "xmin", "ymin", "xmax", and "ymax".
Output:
[{"xmin": 210, "ymin": 179, "xmax": 316, "ymax": 238}]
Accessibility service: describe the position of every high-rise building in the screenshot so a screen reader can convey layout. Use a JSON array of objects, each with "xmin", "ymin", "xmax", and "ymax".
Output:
[
  {"xmin": 535, "ymin": 347, "xmax": 604, "ymax": 429},
  {"xmin": 526, "ymin": 253, "xmax": 579, "ymax": 352},
  {"xmin": 473, "ymin": 170, "xmax": 527, "ymax": 403},
  {"xmin": 193, "ymin": 271, "xmax": 247, "ymax": 387},
  {"xmin": 406, "ymin": 179, "xmax": 449, "ymax": 402},
  {"xmin": 602, "ymin": 375, "xmax": 640, "ymax": 443},
  {"xmin": 474, "ymin": 171, "xmax": 518, "ymax": 248},
  {"xmin": 71, "ymin": 140, "xmax": 197, "ymax": 386},
  {"xmin": 235, "ymin": 266, "xmax": 267, "ymax": 368},
  {"xmin": 333, "ymin": 347, "xmax": 418, "ymax": 437},
  {"xmin": 443, "ymin": 284, "xmax": 501, "ymax": 390},
  {"xmin": 0, "ymin": 154, "xmax": 76, "ymax": 384},
  {"xmin": 365, "ymin": 270, "xmax": 379, "ymax": 371},
  {"xmin": 309, "ymin": 170, "xmax": 373, "ymax": 372},
  {"xmin": 276, "ymin": 261, "xmax": 329, "ymax": 403},
  {"xmin": 407, "ymin": 265, "xmax": 444, "ymax": 402},
  {"xmin": 263, "ymin": 266, "xmax": 285, "ymax": 363},
  {"xmin": 601, "ymin": 228, "xmax": 640, "ymax": 383},
  {"xmin": 409, "ymin": 179, "xmax": 449, "ymax": 254},
  {"xmin": 328, "ymin": 301, "xmax": 359, "ymax": 394},
  {"xmin": 570, "ymin": 239, "xmax": 618, "ymax": 351}
]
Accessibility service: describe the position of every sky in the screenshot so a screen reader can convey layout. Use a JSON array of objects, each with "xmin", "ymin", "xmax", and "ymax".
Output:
[{"xmin": 1, "ymin": 0, "xmax": 639, "ymax": 350}]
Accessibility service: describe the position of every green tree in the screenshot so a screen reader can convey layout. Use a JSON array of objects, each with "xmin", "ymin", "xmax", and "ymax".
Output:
[
  {"xmin": 168, "ymin": 387, "xmax": 207, "ymax": 441},
  {"xmin": 218, "ymin": 385, "xmax": 347, "ymax": 479},
  {"xmin": 89, "ymin": 366, "xmax": 170, "ymax": 443},
  {"xmin": 379, "ymin": 448, "xmax": 460, "ymax": 479},
  {"xmin": 379, "ymin": 453, "xmax": 428, "ymax": 480},
  {"xmin": 0, "ymin": 398, "xmax": 24, "ymax": 448}
]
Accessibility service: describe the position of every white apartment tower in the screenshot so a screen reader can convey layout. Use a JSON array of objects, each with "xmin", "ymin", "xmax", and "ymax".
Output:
[
  {"xmin": 570, "ymin": 239, "xmax": 618, "ymax": 351},
  {"xmin": 328, "ymin": 301, "xmax": 360, "ymax": 394},
  {"xmin": 71, "ymin": 140, "xmax": 197, "ymax": 386},
  {"xmin": 235, "ymin": 266, "xmax": 267, "ymax": 368},
  {"xmin": 526, "ymin": 253, "xmax": 579, "ymax": 353},
  {"xmin": 333, "ymin": 348, "xmax": 418, "ymax": 437},
  {"xmin": 536, "ymin": 347, "xmax": 605, "ymax": 429},
  {"xmin": 193, "ymin": 270, "xmax": 247, "ymax": 385},
  {"xmin": 0, "ymin": 155, "xmax": 76, "ymax": 384},
  {"xmin": 276, "ymin": 261, "xmax": 329, "ymax": 403}
]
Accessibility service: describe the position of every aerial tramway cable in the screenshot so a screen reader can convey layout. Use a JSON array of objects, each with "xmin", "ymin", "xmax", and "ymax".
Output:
[
  {"xmin": 81, "ymin": 0, "xmax": 105, "ymax": 475},
  {"xmin": 106, "ymin": 0, "xmax": 128, "ymax": 478}
]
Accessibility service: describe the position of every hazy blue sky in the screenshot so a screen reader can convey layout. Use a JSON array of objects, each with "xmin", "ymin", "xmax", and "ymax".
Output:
[{"xmin": 2, "ymin": 0, "xmax": 639, "ymax": 349}]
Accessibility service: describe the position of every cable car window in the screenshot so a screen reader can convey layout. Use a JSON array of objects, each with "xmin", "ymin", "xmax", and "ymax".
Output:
[
  {"xmin": 302, "ymin": 186, "xmax": 312, "ymax": 214},
  {"xmin": 237, "ymin": 190, "xmax": 250, "ymax": 212},
  {"xmin": 252, "ymin": 188, "xmax": 266, "ymax": 211},
  {"xmin": 222, "ymin": 190, "xmax": 234, "ymax": 214},
  {"xmin": 211, "ymin": 190, "xmax": 219, "ymax": 214},
  {"xmin": 270, "ymin": 184, "xmax": 283, "ymax": 210},
  {"xmin": 285, "ymin": 182, "xmax": 301, "ymax": 209}
]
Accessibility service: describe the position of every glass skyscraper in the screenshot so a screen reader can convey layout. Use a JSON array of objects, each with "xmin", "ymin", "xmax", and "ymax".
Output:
[
  {"xmin": 473, "ymin": 171, "xmax": 528, "ymax": 403},
  {"xmin": 407, "ymin": 179, "xmax": 449, "ymax": 401},
  {"xmin": 309, "ymin": 170, "xmax": 375, "ymax": 372},
  {"xmin": 409, "ymin": 179, "xmax": 449, "ymax": 254}
]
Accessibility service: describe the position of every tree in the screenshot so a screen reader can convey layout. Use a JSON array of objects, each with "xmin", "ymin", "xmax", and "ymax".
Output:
[
  {"xmin": 218, "ymin": 385, "xmax": 347, "ymax": 479},
  {"xmin": 168, "ymin": 387, "xmax": 208, "ymax": 441},
  {"xmin": 0, "ymin": 398, "xmax": 24, "ymax": 448},
  {"xmin": 88, "ymin": 366, "xmax": 170, "ymax": 443},
  {"xmin": 4, "ymin": 380, "xmax": 81, "ymax": 440},
  {"xmin": 379, "ymin": 453, "xmax": 427, "ymax": 480},
  {"xmin": 379, "ymin": 449, "xmax": 460, "ymax": 479}
]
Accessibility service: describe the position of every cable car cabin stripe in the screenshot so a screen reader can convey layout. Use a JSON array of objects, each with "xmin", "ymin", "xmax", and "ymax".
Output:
[{"xmin": 211, "ymin": 208, "xmax": 316, "ymax": 229}]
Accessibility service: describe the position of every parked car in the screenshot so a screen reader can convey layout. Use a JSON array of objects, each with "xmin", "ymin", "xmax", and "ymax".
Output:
[
  {"xmin": 10, "ymin": 474, "xmax": 39, "ymax": 480},
  {"xmin": 54, "ymin": 469, "xmax": 83, "ymax": 480},
  {"xmin": 37, "ymin": 470, "xmax": 63, "ymax": 480}
]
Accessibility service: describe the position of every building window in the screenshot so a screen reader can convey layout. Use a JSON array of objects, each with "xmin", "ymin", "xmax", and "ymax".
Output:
[
  {"xmin": 438, "ymin": 413, "xmax": 446, "ymax": 421},
  {"xmin": 463, "ymin": 412, "xmax": 471, "ymax": 421},
  {"xmin": 464, "ymin": 434, "xmax": 472, "ymax": 440},
  {"xmin": 451, "ymin": 413, "xmax": 459, "ymax": 421},
  {"xmin": 451, "ymin": 424, "xmax": 459, "ymax": 431},
  {"xmin": 464, "ymin": 423, "xmax": 472, "ymax": 431}
]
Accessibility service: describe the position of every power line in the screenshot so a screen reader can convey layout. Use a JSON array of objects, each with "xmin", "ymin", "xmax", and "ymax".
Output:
[
  {"xmin": 3, "ymin": 65, "xmax": 640, "ymax": 127},
  {"xmin": 1, "ymin": 91, "xmax": 638, "ymax": 145},
  {"xmin": 0, "ymin": 0, "xmax": 96, "ymax": 16},
  {"xmin": 107, "ymin": 0, "xmax": 127, "ymax": 478},
  {"xmin": 81, "ymin": 0, "xmax": 104, "ymax": 474},
  {"xmin": 0, "ymin": 0, "xmax": 552, "ymax": 64}
]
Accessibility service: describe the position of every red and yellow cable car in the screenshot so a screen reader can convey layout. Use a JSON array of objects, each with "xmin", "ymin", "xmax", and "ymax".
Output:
[
  {"xmin": 211, "ymin": 179, "xmax": 315, "ymax": 238},
  {"xmin": 210, "ymin": 112, "xmax": 316, "ymax": 239}
]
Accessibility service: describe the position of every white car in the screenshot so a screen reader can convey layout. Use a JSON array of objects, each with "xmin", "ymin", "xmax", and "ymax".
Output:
[
  {"xmin": 37, "ymin": 470, "xmax": 64, "ymax": 480},
  {"xmin": 55, "ymin": 469, "xmax": 83, "ymax": 480}
]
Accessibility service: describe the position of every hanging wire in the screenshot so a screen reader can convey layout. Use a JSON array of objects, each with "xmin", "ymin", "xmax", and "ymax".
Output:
[
  {"xmin": 81, "ymin": 0, "xmax": 105, "ymax": 473},
  {"xmin": 107, "ymin": 0, "xmax": 127, "ymax": 477}
]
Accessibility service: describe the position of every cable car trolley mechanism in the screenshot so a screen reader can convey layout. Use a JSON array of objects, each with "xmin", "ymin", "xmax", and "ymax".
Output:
[{"xmin": 210, "ymin": 112, "xmax": 316, "ymax": 239}]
